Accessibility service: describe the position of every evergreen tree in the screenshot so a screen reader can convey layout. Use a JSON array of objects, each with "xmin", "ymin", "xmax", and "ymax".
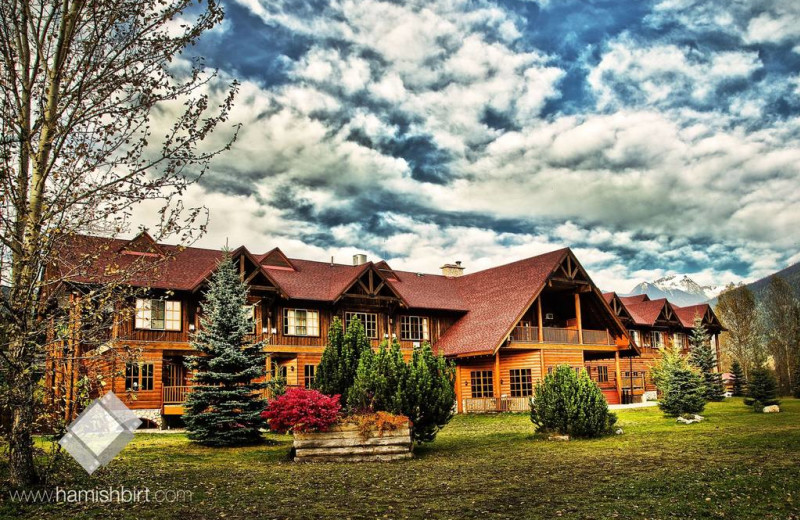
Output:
[
  {"xmin": 658, "ymin": 367, "xmax": 707, "ymax": 417},
  {"xmin": 730, "ymin": 360, "xmax": 745, "ymax": 397},
  {"xmin": 348, "ymin": 340, "xmax": 455, "ymax": 443},
  {"xmin": 315, "ymin": 316, "xmax": 371, "ymax": 408},
  {"xmin": 402, "ymin": 343, "xmax": 456, "ymax": 443},
  {"xmin": 744, "ymin": 367, "xmax": 780, "ymax": 411},
  {"xmin": 530, "ymin": 365, "xmax": 617, "ymax": 437},
  {"xmin": 184, "ymin": 254, "xmax": 267, "ymax": 446},
  {"xmin": 315, "ymin": 317, "xmax": 345, "ymax": 396},
  {"xmin": 688, "ymin": 317, "xmax": 725, "ymax": 401}
]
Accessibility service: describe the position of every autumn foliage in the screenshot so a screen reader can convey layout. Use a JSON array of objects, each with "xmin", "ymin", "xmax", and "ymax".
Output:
[{"xmin": 261, "ymin": 388, "xmax": 342, "ymax": 433}]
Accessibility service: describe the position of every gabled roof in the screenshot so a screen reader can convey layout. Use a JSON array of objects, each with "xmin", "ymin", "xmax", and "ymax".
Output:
[
  {"xmin": 259, "ymin": 247, "xmax": 296, "ymax": 271},
  {"xmin": 624, "ymin": 298, "xmax": 681, "ymax": 327},
  {"xmin": 435, "ymin": 249, "xmax": 570, "ymax": 356},
  {"xmin": 603, "ymin": 291, "xmax": 635, "ymax": 323},
  {"xmin": 620, "ymin": 294, "xmax": 650, "ymax": 305},
  {"xmin": 118, "ymin": 231, "xmax": 164, "ymax": 257},
  {"xmin": 673, "ymin": 303, "xmax": 723, "ymax": 330}
]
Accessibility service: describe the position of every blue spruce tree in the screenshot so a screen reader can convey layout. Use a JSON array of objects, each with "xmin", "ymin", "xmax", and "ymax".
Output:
[{"xmin": 183, "ymin": 254, "xmax": 267, "ymax": 446}]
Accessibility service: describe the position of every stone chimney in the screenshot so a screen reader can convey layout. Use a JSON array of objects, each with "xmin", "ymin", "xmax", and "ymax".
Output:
[
  {"xmin": 353, "ymin": 254, "xmax": 368, "ymax": 266},
  {"xmin": 440, "ymin": 260, "xmax": 465, "ymax": 277}
]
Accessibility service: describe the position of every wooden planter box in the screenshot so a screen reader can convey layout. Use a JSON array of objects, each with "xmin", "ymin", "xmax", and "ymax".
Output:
[{"xmin": 293, "ymin": 423, "xmax": 412, "ymax": 462}]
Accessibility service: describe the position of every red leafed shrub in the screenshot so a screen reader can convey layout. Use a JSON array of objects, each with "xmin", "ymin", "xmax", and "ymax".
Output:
[{"xmin": 261, "ymin": 388, "xmax": 341, "ymax": 433}]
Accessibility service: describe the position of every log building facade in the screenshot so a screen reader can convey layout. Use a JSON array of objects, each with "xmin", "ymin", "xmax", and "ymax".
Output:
[{"xmin": 45, "ymin": 232, "xmax": 722, "ymax": 426}]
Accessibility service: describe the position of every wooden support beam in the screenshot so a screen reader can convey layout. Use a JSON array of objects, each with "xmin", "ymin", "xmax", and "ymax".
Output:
[
  {"xmin": 537, "ymin": 297, "xmax": 544, "ymax": 343},
  {"xmin": 455, "ymin": 365, "xmax": 463, "ymax": 413},
  {"xmin": 575, "ymin": 292, "xmax": 583, "ymax": 345},
  {"xmin": 615, "ymin": 350, "xmax": 622, "ymax": 404},
  {"xmin": 539, "ymin": 349, "xmax": 545, "ymax": 382},
  {"xmin": 494, "ymin": 351, "xmax": 501, "ymax": 409}
]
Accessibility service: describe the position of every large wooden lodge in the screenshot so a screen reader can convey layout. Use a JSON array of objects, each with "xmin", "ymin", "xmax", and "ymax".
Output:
[{"xmin": 46, "ymin": 232, "xmax": 722, "ymax": 427}]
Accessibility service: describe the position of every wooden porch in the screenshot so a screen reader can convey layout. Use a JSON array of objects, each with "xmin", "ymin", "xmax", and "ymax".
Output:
[{"xmin": 509, "ymin": 326, "xmax": 612, "ymax": 345}]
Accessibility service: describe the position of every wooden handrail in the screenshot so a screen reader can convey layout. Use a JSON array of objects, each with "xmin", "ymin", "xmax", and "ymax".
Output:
[
  {"xmin": 510, "ymin": 326, "xmax": 612, "ymax": 345},
  {"xmin": 162, "ymin": 385, "xmax": 191, "ymax": 404}
]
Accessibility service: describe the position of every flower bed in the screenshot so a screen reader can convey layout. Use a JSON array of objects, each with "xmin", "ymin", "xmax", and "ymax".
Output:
[{"xmin": 262, "ymin": 388, "xmax": 412, "ymax": 462}]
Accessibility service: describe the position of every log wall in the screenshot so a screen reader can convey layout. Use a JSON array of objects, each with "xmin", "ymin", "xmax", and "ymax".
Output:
[{"xmin": 293, "ymin": 424, "xmax": 412, "ymax": 462}]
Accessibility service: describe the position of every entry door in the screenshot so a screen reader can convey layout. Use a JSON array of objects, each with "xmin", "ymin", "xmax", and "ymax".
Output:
[{"xmin": 164, "ymin": 361, "xmax": 185, "ymax": 387}]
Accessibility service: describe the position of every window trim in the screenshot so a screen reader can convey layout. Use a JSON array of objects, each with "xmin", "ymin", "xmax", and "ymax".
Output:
[
  {"xmin": 470, "ymin": 370, "xmax": 494, "ymax": 398},
  {"xmin": 282, "ymin": 308, "xmax": 320, "ymax": 337},
  {"xmin": 125, "ymin": 362, "xmax": 155, "ymax": 392},
  {"xmin": 135, "ymin": 298, "xmax": 182, "ymax": 331},
  {"xmin": 303, "ymin": 364, "xmax": 316, "ymax": 389},
  {"xmin": 509, "ymin": 368, "xmax": 533, "ymax": 397},
  {"xmin": 344, "ymin": 311, "xmax": 378, "ymax": 339},
  {"xmin": 399, "ymin": 315, "xmax": 429, "ymax": 341}
]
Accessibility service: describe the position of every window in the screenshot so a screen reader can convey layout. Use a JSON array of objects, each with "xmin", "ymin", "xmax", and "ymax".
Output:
[
  {"xmin": 243, "ymin": 304, "xmax": 256, "ymax": 333},
  {"xmin": 304, "ymin": 365, "xmax": 316, "ymax": 389},
  {"xmin": 400, "ymin": 316, "xmax": 429, "ymax": 341},
  {"xmin": 652, "ymin": 331, "xmax": 664, "ymax": 349},
  {"xmin": 345, "ymin": 312, "xmax": 378, "ymax": 338},
  {"xmin": 597, "ymin": 365, "xmax": 609, "ymax": 383},
  {"xmin": 470, "ymin": 370, "xmax": 494, "ymax": 398},
  {"xmin": 509, "ymin": 369, "xmax": 533, "ymax": 397},
  {"xmin": 673, "ymin": 332, "xmax": 686, "ymax": 349},
  {"xmin": 125, "ymin": 363, "xmax": 154, "ymax": 391},
  {"xmin": 135, "ymin": 299, "xmax": 181, "ymax": 331},
  {"xmin": 629, "ymin": 329, "xmax": 640, "ymax": 345},
  {"xmin": 283, "ymin": 309, "xmax": 319, "ymax": 336}
]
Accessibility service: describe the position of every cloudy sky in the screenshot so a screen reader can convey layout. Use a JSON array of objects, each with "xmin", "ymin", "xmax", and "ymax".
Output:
[{"xmin": 139, "ymin": 0, "xmax": 800, "ymax": 292}]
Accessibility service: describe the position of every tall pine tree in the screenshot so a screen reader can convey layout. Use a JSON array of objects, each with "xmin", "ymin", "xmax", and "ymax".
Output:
[
  {"xmin": 688, "ymin": 316, "xmax": 725, "ymax": 401},
  {"xmin": 183, "ymin": 254, "xmax": 266, "ymax": 446},
  {"xmin": 730, "ymin": 360, "xmax": 745, "ymax": 397},
  {"xmin": 315, "ymin": 316, "xmax": 371, "ymax": 408}
]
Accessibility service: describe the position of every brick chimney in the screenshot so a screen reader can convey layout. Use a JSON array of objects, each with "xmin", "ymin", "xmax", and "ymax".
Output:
[{"xmin": 440, "ymin": 261, "xmax": 465, "ymax": 277}]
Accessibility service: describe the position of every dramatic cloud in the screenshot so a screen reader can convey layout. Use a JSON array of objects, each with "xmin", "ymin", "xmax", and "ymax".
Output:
[{"xmin": 136, "ymin": 0, "xmax": 800, "ymax": 292}]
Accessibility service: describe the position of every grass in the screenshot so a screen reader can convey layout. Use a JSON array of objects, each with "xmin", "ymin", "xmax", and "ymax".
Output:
[{"xmin": 1, "ymin": 398, "xmax": 799, "ymax": 519}]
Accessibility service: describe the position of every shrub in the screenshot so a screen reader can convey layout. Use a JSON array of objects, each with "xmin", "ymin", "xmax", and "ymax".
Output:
[
  {"xmin": 529, "ymin": 365, "xmax": 617, "ymax": 438},
  {"xmin": 658, "ymin": 367, "xmax": 706, "ymax": 417},
  {"xmin": 347, "ymin": 339, "xmax": 455, "ymax": 443},
  {"xmin": 261, "ymin": 388, "xmax": 341, "ymax": 433},
  {"xmin": 744, "ymin": 367, "xmax": 780, "ymax": 411},
  {"xmin": 341, "ymin": 411, "xmax": 409, "ymax": 440}
]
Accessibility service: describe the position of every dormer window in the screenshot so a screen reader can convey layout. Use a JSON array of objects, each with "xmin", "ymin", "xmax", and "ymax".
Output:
[{"xmin": 135, "ymin": 298, "xmax": 181, "ymax": 331}]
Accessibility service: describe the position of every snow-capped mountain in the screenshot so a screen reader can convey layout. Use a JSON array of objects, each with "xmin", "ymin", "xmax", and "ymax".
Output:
[{"xmin": 627, "ymin": 275, "xmax": 727, "ymax": 306}]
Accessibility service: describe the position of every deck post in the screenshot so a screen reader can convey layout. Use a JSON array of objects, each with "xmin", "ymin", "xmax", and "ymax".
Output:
[
  {"xmin": 494, "ymin": 351, "xmax": 501, "ymax": 412},
  {"xmin": 455, "ymin": 365, "xmax": 463, "ymax": 414},
  {"xmin": 575, "ymin": 292, "xmax": 583, "ymax": 345},
  {"xmin": 537, "ymin": 297, "xmax": 544, "ymax": 343},
  {"xmin": 614, "ymin": 350, "xmax": 622, "ymax": 404}
]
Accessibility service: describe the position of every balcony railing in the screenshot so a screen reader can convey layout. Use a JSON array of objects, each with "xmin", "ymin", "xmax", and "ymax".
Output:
[
  {"xmin": 510, "ymin": 326, "xmax": 612, "ymax": 345},
  {"xmin": 463, "ymin": 397, "xmax": 531, "ymax": 413},
  {"xmin": 162, "ymin": 385, "xmax": 191, "ymax": 404}
]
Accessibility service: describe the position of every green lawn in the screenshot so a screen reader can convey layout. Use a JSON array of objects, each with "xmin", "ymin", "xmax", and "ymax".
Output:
[{"xmin": 2, "ymin": 398, "xmax": 800, "ymax": 519}]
